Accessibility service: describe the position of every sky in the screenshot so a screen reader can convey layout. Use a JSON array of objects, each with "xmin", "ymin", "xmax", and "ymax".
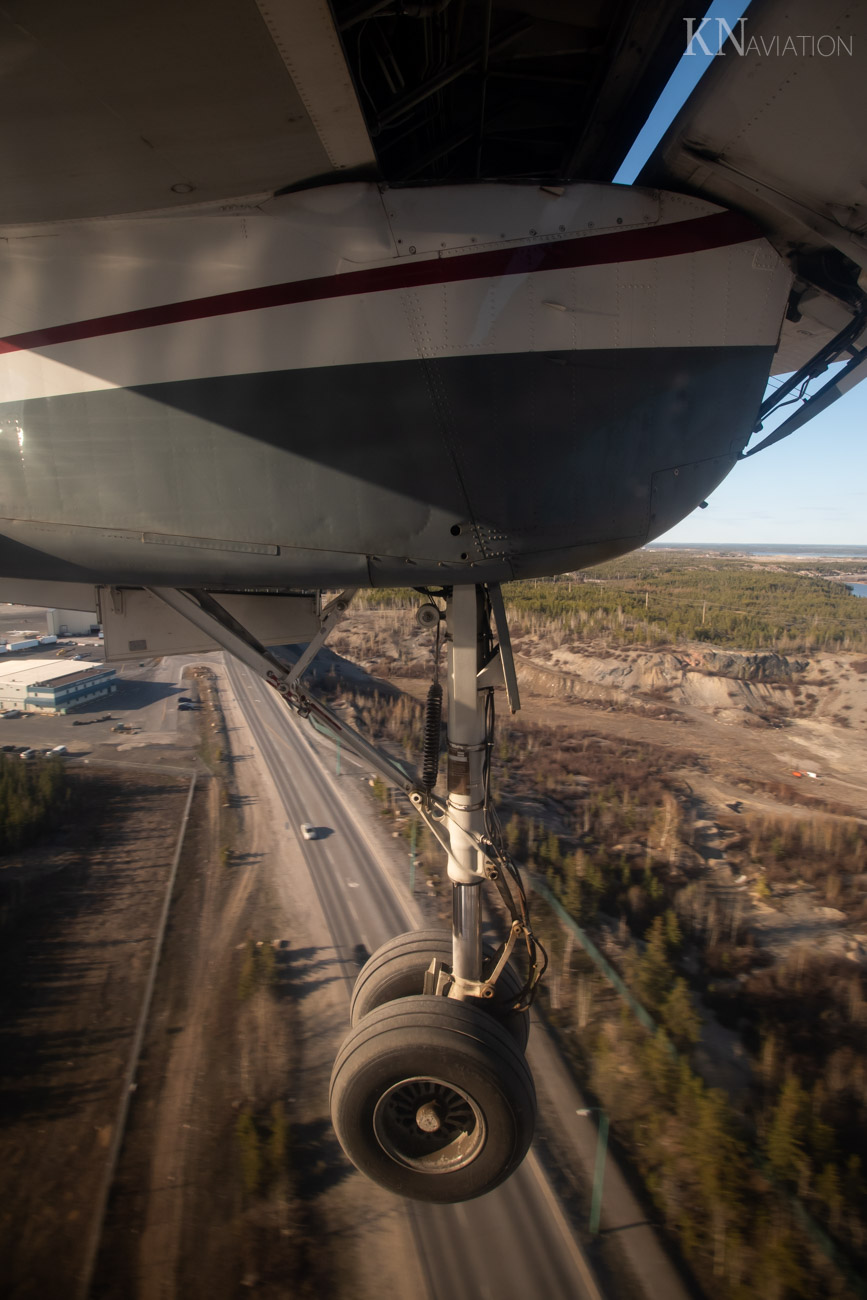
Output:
[
  {"xmin": 657, "ymin": 394, "xmax": 867, "ymax": 546},
  {"xmin": 610, "ymin": 0, "xmax": 867, "ymax": 547}
]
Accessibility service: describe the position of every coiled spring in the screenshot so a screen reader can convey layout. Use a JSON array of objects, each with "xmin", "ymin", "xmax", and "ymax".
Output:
[{"xmin": 421, "ymin": 681, "xmax": 443, "ymax": 790}]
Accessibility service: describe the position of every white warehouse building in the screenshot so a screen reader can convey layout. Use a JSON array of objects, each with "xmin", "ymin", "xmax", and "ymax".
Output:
[
  {"xmin": 0, "ymin": 658, "xmax": 117, "ymax": 713},
  {"xmin": 45, "ymin": 607, "xmax": 100, "ymax": 637}
]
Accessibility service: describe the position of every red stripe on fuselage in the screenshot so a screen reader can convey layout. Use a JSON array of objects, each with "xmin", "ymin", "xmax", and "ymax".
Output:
[{"xmin": 0, "ymin": 210, "xmax": 760, "ymax": 357}]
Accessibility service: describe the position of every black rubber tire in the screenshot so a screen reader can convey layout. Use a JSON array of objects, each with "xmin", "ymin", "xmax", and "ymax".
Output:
[
  {"xmin": 330, "ymin": 996, "xmax": 536, "ymax": 1202},
  {"xmin": 350, "ymin": 929, "xmax": 530, "ymax": 1050}
]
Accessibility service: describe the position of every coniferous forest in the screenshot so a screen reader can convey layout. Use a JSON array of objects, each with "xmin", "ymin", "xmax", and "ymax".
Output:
[
  {"xmin": 0, "ymin": 754, "xmax": 70, "ymax": 855},
  {"xmin": 358, "ymin": 553, "xmax": 867, "ymax": 653},
  {"xmin": 506, "ymin": 554, "xmax": 867, "ymax": 653}
]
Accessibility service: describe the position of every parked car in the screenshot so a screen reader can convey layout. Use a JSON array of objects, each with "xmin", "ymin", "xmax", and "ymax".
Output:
[
  {"xmin": 1, "ymin": 744, "xmax": 15, "ymax": 752},
  {"xmin": 51, "ymin": 745, "xmax": 68, "ymax": 755},
  {"xmin": 19, "ymin": 749, "xmax": 35, "ymax": 759},
  {"xmin": 178, "ymin": 696, "xmax": 193, "ymax": 703}
]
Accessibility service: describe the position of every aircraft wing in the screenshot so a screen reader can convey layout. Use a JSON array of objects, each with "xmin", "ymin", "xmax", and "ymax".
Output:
[
  {"xmin": 1, "ymin": 0, "xmax": 703, "ymax": 225},
  {"xmin": 0, "ymin": 0, "xmax": 376, "ymax": 225},
  {"xmin": 639, "ymin": 0, "xmax": 867, "ymax": 385}
]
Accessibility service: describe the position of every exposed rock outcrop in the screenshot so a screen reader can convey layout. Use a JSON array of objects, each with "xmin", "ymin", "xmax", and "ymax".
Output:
[{"xmin": 515, "ymin": 644, "xmax": 810, "ymax": 721}]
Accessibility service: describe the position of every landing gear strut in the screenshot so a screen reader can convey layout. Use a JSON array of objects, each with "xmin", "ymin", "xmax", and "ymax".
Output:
[
  {"xmin": 148, "ymin": 580, "xmax": 544, "ymax": 1201},
  {"xmin": 349, "ymin": 929, "xmax": 530, "ymax": 1049}
]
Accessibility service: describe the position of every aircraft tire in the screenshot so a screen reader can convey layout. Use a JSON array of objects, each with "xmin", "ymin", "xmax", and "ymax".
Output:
[
  {"xmin": 350, "ymin": 929, "xmax": 530, "ymax": 1049},
  {"xmin": 330, "ymin": 995, "xmax": 536, "ymax": 1202}
]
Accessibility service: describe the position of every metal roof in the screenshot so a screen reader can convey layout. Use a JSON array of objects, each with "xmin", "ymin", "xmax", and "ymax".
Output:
[{"xmin": 0, "ymin": 657, "xmax": 113, "ymax": 688}]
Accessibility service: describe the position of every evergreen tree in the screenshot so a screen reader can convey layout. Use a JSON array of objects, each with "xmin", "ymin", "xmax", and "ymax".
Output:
[
  {"xmin": 816, "ymin": 1162, "xmax": 843, "ymax": 1234},
  {"xmin": 561, "ymin": 871, "xmax": 585, "ymax": 923},
  {"xmin": 543, "ymin": 829, "xmax": 562, "ymax": 868},
  {"xmin": 765, "ymin": 1076, "xmax": 808, "ymax": 1185},
  {"xmin": 638, "ymin": 916, "xmax": 675, "ymax": 1011},
  {"xmin": 675, "ymin": 1057, "xmax": 705, "ymax": 1133},
  {"xmin": 642, "ymin": 1029, "xmax": 676, "ymax": 1097},
  {"xmin": 664, "ymin": 908, "xmax": 683, "ymax": 954},
  {"xmin": 694, "ymin": 1088, "xmax": 745, "ymax": 1214},
  {"xmin": 808, "ymin": 1081, "xmax": 836, "ymax": 1172},
  {"xmin": 661, "ymin": 978, "xmax": 701, "ymax": 1050}
]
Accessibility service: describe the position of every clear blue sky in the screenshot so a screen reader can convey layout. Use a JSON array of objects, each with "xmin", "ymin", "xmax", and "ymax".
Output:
[
  {"xmin": 613, "ymin": 0, "xmax": 867, "ymax": 547},
  {"xmin": 657, "ymin": 386, "xmax": 867, "ymax": 545}
]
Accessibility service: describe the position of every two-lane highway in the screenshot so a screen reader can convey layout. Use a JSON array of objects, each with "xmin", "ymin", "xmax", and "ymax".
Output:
[
  {"xmin": 223, "ymin": 655, "xmax": 604, "ymax": 1300},
  {"xmin": 225, "ymin": 658, "xmax": 415, "ymax": 976}
]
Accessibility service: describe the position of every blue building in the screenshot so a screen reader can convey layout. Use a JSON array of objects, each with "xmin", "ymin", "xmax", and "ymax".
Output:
[{"xmin": 0, "ymin": 659, "xmax": 117, "ymax": 712}]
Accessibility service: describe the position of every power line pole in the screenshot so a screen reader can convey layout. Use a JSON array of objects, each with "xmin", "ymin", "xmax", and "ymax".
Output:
[{"xmin": 577, "ymin": 1107, "xmax": 609, "ymax": 1235}]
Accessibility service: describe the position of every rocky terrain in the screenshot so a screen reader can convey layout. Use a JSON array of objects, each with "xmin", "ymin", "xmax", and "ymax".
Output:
[{"xmin": 329, "ymin": 607, "xmax": 867, "ymax": 960}]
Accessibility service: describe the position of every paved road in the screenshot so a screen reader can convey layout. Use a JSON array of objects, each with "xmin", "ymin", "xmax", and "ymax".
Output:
[{"xmin": 223, "ymin": 656, "xmax": 604, "ymax": 1300}]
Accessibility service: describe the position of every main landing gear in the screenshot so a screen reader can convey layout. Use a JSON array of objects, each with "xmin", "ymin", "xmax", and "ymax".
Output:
[
  {"xmin": 148, "ymin": 582, "xmax": 545, "ymax": 1202},
  {"xmin": 330, "ymin": 997, "xmax": 535, "ymax": 1203}
]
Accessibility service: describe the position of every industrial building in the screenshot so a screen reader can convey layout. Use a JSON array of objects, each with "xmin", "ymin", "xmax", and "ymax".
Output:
[
  {"xmin": 45, "ymin": 607, "xmax": 100, "ymax": 637},
  {"xmin": 0, "ymin": 657, "xmax": 117, "ymax": 713}
]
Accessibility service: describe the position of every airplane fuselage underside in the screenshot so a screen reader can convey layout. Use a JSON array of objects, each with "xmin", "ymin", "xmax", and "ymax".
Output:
[{"xmin": 0, "ymin": 182, "xmax": 791, "ymax": 589}]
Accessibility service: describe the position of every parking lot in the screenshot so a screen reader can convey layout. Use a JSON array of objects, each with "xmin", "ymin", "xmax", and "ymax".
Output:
[{"xmin": 0, "ymin": 648, "xmax": 207, "ymax": 769}]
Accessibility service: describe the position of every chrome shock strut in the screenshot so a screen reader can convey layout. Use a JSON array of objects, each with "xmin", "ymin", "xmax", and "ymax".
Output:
[{"xmin": 445, "ymin": 585, "xmax": 489, "ymax": 988}]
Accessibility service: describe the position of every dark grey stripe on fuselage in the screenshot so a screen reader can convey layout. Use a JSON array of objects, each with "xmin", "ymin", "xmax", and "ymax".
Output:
[{"xmin": 0, "ymin": 345, "xmax": 774, "ymax": 588}]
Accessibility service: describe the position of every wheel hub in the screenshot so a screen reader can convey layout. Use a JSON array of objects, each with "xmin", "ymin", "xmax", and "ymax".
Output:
[
  {"xmin": 373, "ymin": 1076, "xmax": 486, "ymax": 1172},
  {"xmin": 415, "ymin": 1102, "xmax": 442, "ymax": 1132}
]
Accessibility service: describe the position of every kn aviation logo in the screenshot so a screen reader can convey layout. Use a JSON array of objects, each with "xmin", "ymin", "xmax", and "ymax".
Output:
[{"xmin": 684, "ymin": 16, "xmax": 853, "ymax": 58}]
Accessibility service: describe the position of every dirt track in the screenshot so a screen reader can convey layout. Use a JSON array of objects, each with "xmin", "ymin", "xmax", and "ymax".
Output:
[
  {"xmin": 389, "ymin": 667, "xmax": 867, "ymax": 824},
  {"xmin": 92, "ymin": 677, "xmax": 314, "ymax": 1300},
  {"xmin": 0, "ymin": 768, "xmax": 191, "ymax": 1300}
]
